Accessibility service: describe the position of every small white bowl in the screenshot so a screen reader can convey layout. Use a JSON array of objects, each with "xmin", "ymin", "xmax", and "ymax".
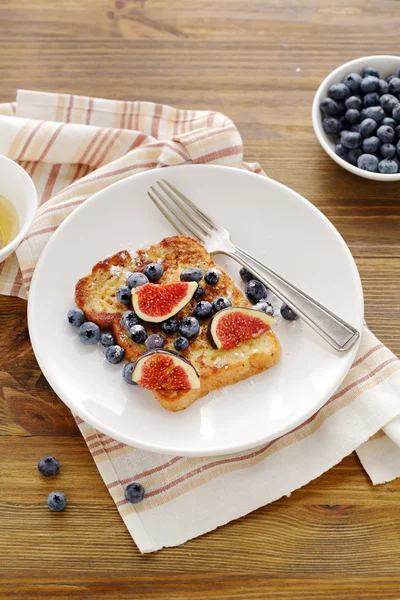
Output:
[
  {"xmin": 0, "ymin": 155, "xmax": 37, "ymax": 263},
  {"xmin": 312, "ymin": 55, "xmax": 400, "ymax": 181}
]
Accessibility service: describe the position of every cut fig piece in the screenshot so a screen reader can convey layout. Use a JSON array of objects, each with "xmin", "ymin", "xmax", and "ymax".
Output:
[
  {"xmin": 131, "ymin": 349, "xmax": 200, "ymax": 390},
  {"xmin": 132, "ymin": 281, "xmax": 198, "ymax": 323},
  {"xmin": 207, "ymin": 307, "xmax": 275, "ymax": 350}
]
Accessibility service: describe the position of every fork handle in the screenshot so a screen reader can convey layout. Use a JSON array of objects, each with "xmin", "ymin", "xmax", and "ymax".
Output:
[{"xmin": 226, "ymin": 246, "xmax": 360, "ymax": 352}]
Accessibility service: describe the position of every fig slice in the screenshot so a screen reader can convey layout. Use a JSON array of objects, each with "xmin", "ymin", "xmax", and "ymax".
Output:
[
  {"xmin": 131, "ymin": 349, "xmax": 200, "ymax": 390},
  {"xmin": 132, "ymin": 281, "xmax": 198, "ymax": 323},
  {"xmin": 207, "ymin": 307, "xmax": 275, "ymax": 350}
]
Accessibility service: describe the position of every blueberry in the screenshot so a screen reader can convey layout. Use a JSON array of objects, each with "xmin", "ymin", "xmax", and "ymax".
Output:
[
  {"xmin": 116, "ymin": 286, "xmax": 131, "ymax": 305},
  {"xmin": 345, "ymin": 109, "xmax": 360, "ymax": 124},
  {"xmin": 343, "ymin": 73, "xmax": 362, "ymax": 93},
  {"xmin": 347, "ymin": 148, "xmax": 362, "ymax": 165},
  {"xmin": 349, "ymin": 124, "xmax": 361, "ymax": 133},
  {"xmin": 161, "ymin": 317, "xmax": 180, "ymax": 335},
  {"xmin": 122, "ymin": 362, "xmax": 138, "ymax": 385},
  {"xmin": 376, "ymin": 125, "xmax": 395, "ymax": 144},
  {"xmin": 255, "ymin": 301, "xmax": 274, "ymax": 316},
  {"xmin": 121, "ymin": 310, "xmax": 138, "ymax": 330},
  {"xmin": 363, "ymin": 92, "xmax": 380, "ymax": 107},
  {"xmin": 100, "ymin": 332, "xmax": 116, "ymax": 347},
  {"xmin": 359, "ymin": 118, "xmax": 377, "ymax": 137},
  {"xmin": 67, "ymin": 308, "xmax": 85, "ymax": 327},
  {"xmin": 127, "ymin": 272, "xmax": 149, "ymax": 288},
  {"xmin": 240, "ymin": 267, "xmax": 255, "ymax": 282},
  {"xmin": 179, "ymin": 317, "xmax": 200, "ymax": 339},
  {"xmin": 124, "ymin": 482, "xmax": 145, "ymax": 504},
  {"xmin": 78, "ymin": 322, "xmax": 100, "ymax": 345},
  {"xmin": 180, "ymin": 267, "xmax": 203, "ymax": 283},
  {"xmin": 362, "ymin": 136, "xmax": 380, "ymax": 154},
  {"xmin": 245, "ymin": 279, "xmax": 268, "ymax": 304},
  {"xmin": 379, "ymin": 79, "xmax": 389, "ymax": 95},
  {"xmin": 378, "ymin": 159, "xmax": 398, "ymax": 174},
  {"xmin": 129, "ymin": 324, "xmax": 147, "ymax": 344},
  {"xmin": 379, "ymin": 94, "xmax": 399, "ymax": 115},
  {"xmin": 360, "ymin": 76, "xmax": 380, "ymax": 93},
  {"xmin": 106, "ymin": 345, "xmax": 125, "ymax": 364},
  {"xmin": 145, "ymin": 333, "xmax": 165, "ymax": 350},
  {"xmin": 328, "ymin": 82, "xmax": 350, "ymax": 101},
  {"xmin": 345, "ymin": 95, "xmax": 363, "ymax": 111},
  {"xmin": 322, "ymin": 117, "xmax": 342, "ymax": 134},
  {"xmin": 386, "ymin": 74, "xmax": 397, "ymax": 83},
  {"xmin": 357, "ymin": 153, "xmax": 379, "ymax": 172},
  {"xmin": 38, "ymin": 456, "xmax": 59, "ymax": 477},
  {"xmin": 362, "ymin": 106, "xmax": 385, "ymax": 123},
  {"xmin": 363, "ymin": 66, "xmax": 379, "ymax": 78},
  {"xmin": 47, "ymin": 491, "xmax": 67, "ymax": 512},
  {"xmin": 392, "ymin": 105, "xmax": 400, "ymax": 123},
  {"xmin": 334, "ymin": 143, "xmax": 347, "ymax": 158},
  {"xmin": 280, "ymin": 304, "xmax": 298, "ymax": 321},
  {"xmin": 388, "ymin": 77, "xmax": 400, "ymax": 95},
  {"xmin": 336, "ymin": 101, "xmax": 346, "ymax": 115},
  {"xmin": 193, "ymin": 301, "xmax": 213, "ymax": 319},
  {"xmin": 320, "ymin": 97, "xmax": 340, "ymax": 117},
  {"xmin": 381, "ymin": 144, "xmax": 396, "ymax": 159},
  {"xmin": 144, "ymin": 262, "xmax": 163, "ymax": 282},
  {"xmin": 204, "ymin": 269, "xmax": 220, "ymax": 286},
  {"xmin": 193, "ymin": 285, "xmax": 205, "ymax": 299},
  {"xmin": 339, "ymin": 129, "xmax": 349, "ymax": 140},
  {"xmin": 396, "ymin": 140, "xmax": 400, "ymax": 157},
  {"xmin": 382, "ymin": 117, "xmax": 397, "ymax": 129},
  {"xmin": 396, "ymin": 125, "xmax": 400, "ymax": 140},
  {"xmin": 341, "ymin": 131, "xmax": 362, "ymax": 149},
  {"xmin": 174, "ymin": 337, "xmax": 189, "ymax": 352},
  {"xmin": 212, "ymin": 297, "xmax": 232, "ymax": 312}
]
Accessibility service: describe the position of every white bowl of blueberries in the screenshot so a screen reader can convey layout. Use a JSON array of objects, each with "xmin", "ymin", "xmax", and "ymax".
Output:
[{"xmin": 312, "ymin": 55, "xmax": 400, "ymax": 180}]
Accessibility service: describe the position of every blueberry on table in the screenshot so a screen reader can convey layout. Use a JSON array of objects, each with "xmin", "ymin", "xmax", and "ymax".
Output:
[
  {"xmin": 67, "ymin": 308, "xmax": 85, "ymax": 327},
  {"xmin": 129, "ymin": 324, "xmax": 148, "ymax": 344},
  {"xmin": 362, "ymin": 106, "xmax": 385, "ymax": 123},
  {"xmin": 143, "ymin": 262, "xmax": 163, "ymax": 282},
  {"xmin": 122, "ymin": 362, "xmax": 138, "ymax": 385},
  {"xmin": 363, "ymin": 92, "xmax": 380, "ymax": 107},
  {"xmin": 47, "ymin": 491, "xmax": 67, "ymax": 512},
  {"xmin": 376, "ymin": 125, "xmax": 395, "ymax": 144},
  {"xmin": 343, "ymin": 72, "xmax": 362, "ymax": 93},
  {"xmin": 347, "ymin": 149, "xmax": 362, "ymax": 166},
  {"xmin": 362, "ymin": 136, "xmax": 380, "ymax": 154},
  {"xmin": 360, "ymin": 76, "xmax": 380, "ymax": 93},
  {"xmin": 145, "ymin": 333, "xmax": 165, "ymax": 350},
  {"xmin": 193, "ymin": 301, "xmax": 213, "ymax": 319},
  {"xmin": 378, "ymin": 159, "xmax": 398, "ymax": 174},
  {"xmin": 320, "ymin": 97, "xmax": 340, "ymax": 117},
  {"xmin": 245, "ymin": 279, "xmax": 268, "ymax": 304},
  {"xmin": 341, "ymin": 131, "xmax": 362, "ymax": 149},
  {"xmin": 392, "ymin": 105, "xmax": 400, "ymax": 123},
  {"xmin": 363, "ymin": 66, "xmax": 379, "ymax": 78},
  {"xmin": 100, "ymin": 332, "xmax": 116, "ymax": 347},
  {"xmin": 281, "ymin": 304, "xmax": 298, "ymax": 321},
  {"xmin": 379, "ymin": 94, "xmax": 399, "ymax": 115},
  {"xmin": 121, "ymin": 310, "xmax": 138, "ymax": 330},
  {"xmin": 193, "ymin": 285, "xmax": 205, "ymax": 299},
  {"xmin": 359, "ymin": 118, "xmax": 377, "ymax": 137},
  {"xmin": 345, "ymin": 95, "xmax": 363, "ymax": 111},
  {"xmin": 322, "ymin": 117, "xmax": 342, "ymax": 134},
  {"xmin": 180, "ymin": 267, "xmax": 203, "ymax": 282},
  {"xmin": 379, "ymin": 79, "xmax": 389, "ymax": 95},
  {"xmin": 78, "ymin": 322, "xmax": 100, "ymax": 345},
  {"xmin": 161, "ymin": 317, "xmax": 180, "ymax": 335},
  {"xmin": 381, "ymin": 143, "xmax": 396, "ymax": 159},
  {"xmin": 345, "ymin": 109, "xmax": 360, "ymax": 124},
  {"xmin": 38, "ymin": 456, "xmax": 59, "ymax": 477},
  {"xmin": 212, "ymin": 297, "xmax": 232, "ymax": 312},
  {"xmin": 124, "ymin": 482, "xmax": 145, "ymax": 504},
  {"xmin": 334, "ymin": 143, "xmax": 347, "ymax": 158},
  {"xmin": 327, "ymin": 82, "xmax": 350, "ymax": 101},
  {"xmin": 388, "ymin": 77, "xmax": 400, "ymax": 95},
  {"xmin": 255, "ymin": 301, "xmax": 274, "ymax": 316},
  {"xmin": 204, "ymin": 269, "xmax": 220, "ymax": 286},
  {"xmin": 179, "ymin": 316, "xmax": 200, "ymax": 339},
  {"xmin": 382, "ymin": 117, "xmax": 397, "ymax": 129},
  {"xmin": 174, "ymin": 337, "xmax": 189, "ymax": 352},
  {"xmin": 127, "ymin": 272, "xmax": 149, "ymax": 288},
  {"xmin": 106, "ymin": 345, "xmax": 125, "ymax": 364},
  {"xmin": 357, "ymin": 154, "xmax": 379, "ymax": 172},
  {"xmin": 116, "ymin": 286, "xmax": 131, "ymax": 305}
]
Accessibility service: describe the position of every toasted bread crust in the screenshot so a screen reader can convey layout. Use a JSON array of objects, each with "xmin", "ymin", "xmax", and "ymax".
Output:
[{"xmin": 75, "ymin": 236, "xmax": 281, "ymax": 411}]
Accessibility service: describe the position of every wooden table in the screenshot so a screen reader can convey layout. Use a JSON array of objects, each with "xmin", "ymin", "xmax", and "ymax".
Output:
[{"xmin": 1, "ymin": 1, "xmax": 400, "ymax": 598}]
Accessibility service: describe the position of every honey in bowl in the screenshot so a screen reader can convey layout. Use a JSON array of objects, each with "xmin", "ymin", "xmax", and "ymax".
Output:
[{"xmin": 0, "ymin": 195, "xmax": 18, "ymax": 250}]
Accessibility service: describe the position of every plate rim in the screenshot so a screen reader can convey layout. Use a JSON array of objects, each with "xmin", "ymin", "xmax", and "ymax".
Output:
[{"xmin": 28, "ymin": 164, "xmax": 364, "ymax": 456}]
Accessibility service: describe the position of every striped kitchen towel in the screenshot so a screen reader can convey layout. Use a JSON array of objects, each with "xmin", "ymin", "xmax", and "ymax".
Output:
[{"xmin": 1, "ymin": 89, "xmax": 400, "ymax": 553}]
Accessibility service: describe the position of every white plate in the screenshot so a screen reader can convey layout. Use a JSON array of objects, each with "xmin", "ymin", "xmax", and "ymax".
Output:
[{"xmin": 28, "ymin": 165, "xmax": 364, "ymax": 456}]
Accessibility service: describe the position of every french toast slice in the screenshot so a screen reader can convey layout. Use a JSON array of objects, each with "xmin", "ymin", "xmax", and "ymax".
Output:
[{"xmin": 75, "ymin": 236, "xmax": 281, "ymax": 411}]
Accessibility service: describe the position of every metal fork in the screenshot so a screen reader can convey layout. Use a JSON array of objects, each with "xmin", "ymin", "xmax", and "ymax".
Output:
[{"xmin": 148, "ymin": 179, "xmax": 360, "ymax": 352}]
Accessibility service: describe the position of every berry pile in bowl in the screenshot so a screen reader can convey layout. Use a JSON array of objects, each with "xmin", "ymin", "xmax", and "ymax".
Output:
[{"xmin": 312, "ymin": 55, "xmax": 400, "ymax": 180}]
